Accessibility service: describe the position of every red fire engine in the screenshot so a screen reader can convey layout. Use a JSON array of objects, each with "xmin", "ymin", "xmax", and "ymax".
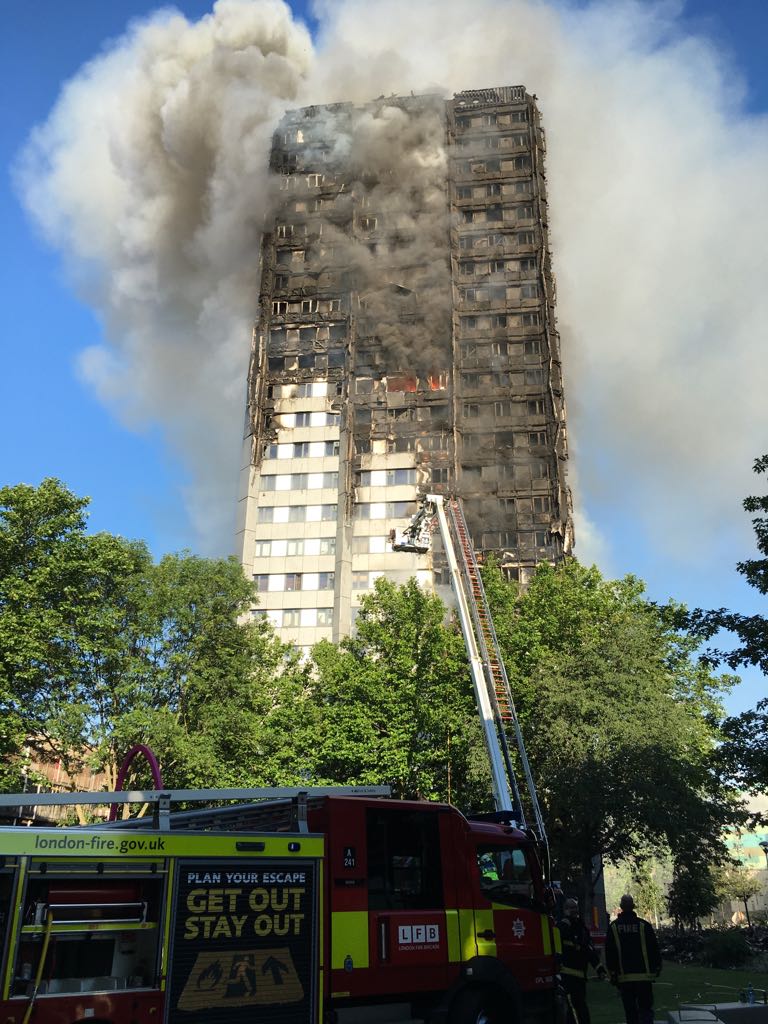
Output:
[{"xmin": 0, "ymin": 496, "xmax": 560, "ymax": 1022}]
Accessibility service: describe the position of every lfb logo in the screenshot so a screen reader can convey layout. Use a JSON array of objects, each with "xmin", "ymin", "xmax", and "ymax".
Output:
[{"xmin": 398, "ymin": 924, "xmax": 440, "ymax": 945}]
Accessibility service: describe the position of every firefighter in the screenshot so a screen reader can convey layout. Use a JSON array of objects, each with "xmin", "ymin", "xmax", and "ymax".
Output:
[
  {"xmin": 559, "ymin": 898, "xmax": 606, "ymax": 1024},
  {"xmin": 605, "ymin": 894, "xmax": 662, "ymax": 1024}
]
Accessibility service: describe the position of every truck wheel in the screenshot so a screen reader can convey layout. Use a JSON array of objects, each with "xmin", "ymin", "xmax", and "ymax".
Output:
[{"xmin": 449, "ymin": 987, "xmax": 506, "ymax": 1024}]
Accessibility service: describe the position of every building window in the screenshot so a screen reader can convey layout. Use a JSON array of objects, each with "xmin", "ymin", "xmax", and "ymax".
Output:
[
  {"xmin": 360, "ymin": 216, "xmax": 377, "ymax": 232},
  {"xmin": 255, "ymin": 540, "xmax": 271, "ymax": 557},
  {"xmin": 461, "ymin": 210, "xmax": 475, "ymax": 224},
  {"xmin": 517, "ymin": 231, "xmax": 536, "ymax": 245},
  {"xmin": 461, "ymin": 342, "xmax": 477, "ymax": 358},
  {"xmin": 519, "ymin": 257, "xmax": 537, "ymax": 271},
  {"xmin": 284, "ymin": 573, "xmax": 302, "ymax": 591},
  {"xmin": 272, "ymin": 301, "xmax": 288, "ymax": 315},
  {"xmin": 317, "ymin": 608, "xmax": 333, "ymax": 626},
  {"xmin": 529, "ymin": 431, "xmax": 547, "ymax": 446},
  {"xmin": 253, "ymin": 574, "xmax": 269, "ymax": 592},
  {"xmin": 490, "ymin": 260, "xmax": 505, "ymax": 274},
  {"xmin": 459, "ymin": 260, "xmax": 475, "ymax": 274},
  {"xmin": 457, "ymin": 186, "xmax": 472, "ymax": 199},
  {"xmin": 533, "ymin": 496, "xmax": 551, "ymax": 513},
  {"xmin": 521, "ymin": 283, "xmax": 540, "ymax": 299},
  {"xmin": 525, "ymin": 370, "xmax": 545, "ymax": 386},
  {"xmin": 524, "ymin": 339, "xmax": 541, "ymax": 355},
  {"xmin": 293, "ymin": 441, "xmax": 311, "ymax": 457},
  {"xmin": 527, "ymin": 399, "xmax": 546, "ymax": 415},
  {"xmin": 294, "ymin": 412, "xmax": 311, "ymax": 427},
  {"xmin": 532, "ymin": 461, "xmax": 550, "ymax": 480},
  {"xmin": 534, "ymin": 530, "xmax": 550, "ymax": 547},
  {"xmin": 257, "ymin": 508, "xmax": 274, "ymax": 524},
  {"xmin": 490, "ymin": 340, "xmax": 508, "ymax": 356},
  {"xmin": 318, "ymin": 572, "xmax": 335, "ymax": 590},
  {"xmin": 320, "ymin": 504, "xmax": 337, "ymax": 520},
  {"xmin": 288, "ymin": 505, "xmax": 305, "ymax": 522},
  {"xmin": 459, "ymin": 235, "xmax": 474, "ymax": 250},
  {"xmin": 463, "ymin": 403, "xmax": 481, "ymax": 418},
  {"xmin": 352, "ymin": 571, "xmax": 369, "ymax": 590},
  {"xmin": 487, "ymin": 205, "xmax": 503, "ymax": 222},
  {"xmin": 319, "ymin": 538, "xmax": 336, "ymax": 555},
  {"xmin": 521, "ymin": 312, "xmax": 541, "ymax": 326},
  {"xmin": 307, "ymin": 173, "xmax": 323, "ymax": 187},
  {"xmin": 486, "ymin": 183, "xmax": 501, "ymax": 197},
  {"xmin": 431, "ymin": 467, "xmax": 449, "ymax": 485},
  {"xmin": 286, "ymin": 539, "xmax": 304, "ymax": 556},
  {"xmin": 274, "ymin": 274, "xmax": 289, "ymax": 290},
  {"xmin": 494, "ymin": 400, "xmax": 513, "ymax": 417},
  {"xmin": 283, "ymin": 609, "xmax": 301, "ymax": 627}
]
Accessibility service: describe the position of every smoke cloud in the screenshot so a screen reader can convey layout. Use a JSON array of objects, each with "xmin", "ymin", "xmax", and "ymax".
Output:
[{"xmin": 17, "ymin": 0, "xmax": 768, "ymax": 572}]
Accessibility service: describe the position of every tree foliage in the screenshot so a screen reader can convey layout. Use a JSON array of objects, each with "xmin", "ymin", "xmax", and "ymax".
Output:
[
  {"xmin": 667, "ymin": 856, "xmax": 721, "ymax": 929},
  {"xmin": 0, "ymin": 478, "xmax": 300, "ymax": 792},
  {"xmin": 306, "ymin": 578, "xmax": 490, "ymax": 807},
  {"xmin": 686, "ymin": 455, "xmax": 768, "ymax": 798},
  {"xmin": 483, "ymin": 559, "xmax": 740, "ymax": 905},
  {"xmin": 688, "ymin": 454, "xmax": 768, "ymax": 673}
]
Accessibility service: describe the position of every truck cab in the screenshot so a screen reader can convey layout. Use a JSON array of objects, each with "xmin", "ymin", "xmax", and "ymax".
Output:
[{"xmin": 310, "ymin": 796, "xmax": 557, "ymax": 1024}]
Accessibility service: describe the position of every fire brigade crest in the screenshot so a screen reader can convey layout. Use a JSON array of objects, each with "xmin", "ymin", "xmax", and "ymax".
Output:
[{"xmin": 512, "ymin": 918, "xmax": 526, "ymax": 939}]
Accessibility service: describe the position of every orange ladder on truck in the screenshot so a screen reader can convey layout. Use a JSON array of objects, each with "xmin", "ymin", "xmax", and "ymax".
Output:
[
  {"xmin": 393, "ymin": 494, "xmax": 547, "ymax": 851},
  {"xmin": 442, "ymin": 497, "xmax": 546, "ymax": 845}
]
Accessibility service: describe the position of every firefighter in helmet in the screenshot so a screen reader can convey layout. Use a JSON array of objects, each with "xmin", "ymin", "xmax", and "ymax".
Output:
[
  {"xmin": 559, "ymin": 897, "xmax": 606, "ymax": 1024},
  {"xmin": 605, "ymin": 894, "xmax": 662, "ymax": 1024}
]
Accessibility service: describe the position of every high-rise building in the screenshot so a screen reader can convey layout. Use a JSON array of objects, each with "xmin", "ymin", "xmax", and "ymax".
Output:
[{"xmin": 237, "ymin": 85, "xmax": 573, "ymax": 651}]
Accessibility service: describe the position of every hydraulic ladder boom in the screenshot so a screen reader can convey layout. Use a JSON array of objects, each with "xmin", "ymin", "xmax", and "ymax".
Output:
[{"xmin": 393, "ymin": 494, "xmax": 547, "ymax": 849}]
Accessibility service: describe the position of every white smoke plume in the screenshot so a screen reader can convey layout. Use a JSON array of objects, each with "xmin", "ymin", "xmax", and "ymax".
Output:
[
  {"xmin": 17, "ymin": 0, "xmax": 313, "ymax": 547},
  {"xmin": 17, "ymin": 0, "xmax": 768, "ymax": 575}
]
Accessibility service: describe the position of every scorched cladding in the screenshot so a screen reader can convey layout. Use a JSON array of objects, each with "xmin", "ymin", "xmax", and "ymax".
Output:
[{"xmin": 236, "ymin": 86, "xmax": 574, "ymax": 649}]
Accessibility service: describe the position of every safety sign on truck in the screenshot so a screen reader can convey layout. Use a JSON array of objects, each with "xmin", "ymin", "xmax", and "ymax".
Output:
[{"xmin": 166, "ymin": 858, "xmax": 319, "ymax": 1024}]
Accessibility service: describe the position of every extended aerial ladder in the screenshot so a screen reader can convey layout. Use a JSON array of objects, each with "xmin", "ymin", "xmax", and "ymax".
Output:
[{"xmin": 393, "ymin": 495, "xmax": 548, "ymax": 854}]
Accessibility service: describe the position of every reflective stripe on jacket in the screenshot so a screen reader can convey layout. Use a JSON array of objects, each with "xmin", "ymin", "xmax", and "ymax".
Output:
[
  {"xmin": 605, "ymin": 911, "xmax": 661, "ymax": 983},
  {"xmin": 560, "ymin": 916, "xmax": 601, "ymax": 979}
]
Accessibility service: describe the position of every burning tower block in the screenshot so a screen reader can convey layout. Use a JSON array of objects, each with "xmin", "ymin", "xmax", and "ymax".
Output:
[{"xmin": 237, "ymin": 86, "xmax": 573, "ymax": 652}]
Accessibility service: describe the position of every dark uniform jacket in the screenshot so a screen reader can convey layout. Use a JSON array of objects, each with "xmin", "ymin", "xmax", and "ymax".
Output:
[
  {"xmin": 605, "ymin": 911, "xmax": 661, "ymax": 983},
  {"xmin": 560, "ymin": 916, "xmax": 601, "ymax": 979}
]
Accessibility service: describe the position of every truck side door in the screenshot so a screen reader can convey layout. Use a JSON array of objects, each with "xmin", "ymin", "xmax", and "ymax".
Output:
[
  {"xmin": 469, "ymin": 842, "xmax": 556, "ymax": 990},
  {"xmin": 365, "ymin": 807, "xmax": 452, "ymax": 992}
]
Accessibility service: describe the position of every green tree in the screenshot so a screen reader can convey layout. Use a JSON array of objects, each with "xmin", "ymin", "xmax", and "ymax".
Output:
[
  {"xmin": 0, "ymin": 478, "xmax": 301, "ymax": 794},
  {"xmin": 307, "ymin": 577, "xmax": 490, "ymax": 806},
  {"xmin": 484, "ymin": 559, "xmax": 740, "ymax": 909},
  {"xmin": 718, "ymin": 859, "xmax": 763, "ymax": 928},
  {"xmin": 667, "ymin": 855, "xmax": 721, "ymax": 930},
  {"xmin": 688, "ymin": 456, "xmax": 768, "ymax": 799},
  {"xmin": 689, "ymin": 454, "xmax": 767, "ymax": 674}
]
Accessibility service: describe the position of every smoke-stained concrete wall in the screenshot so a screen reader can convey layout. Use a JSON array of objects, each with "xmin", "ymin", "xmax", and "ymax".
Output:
[{"xmin": 238, "ymin": 88, "xmax": 571, "ymax": 645}]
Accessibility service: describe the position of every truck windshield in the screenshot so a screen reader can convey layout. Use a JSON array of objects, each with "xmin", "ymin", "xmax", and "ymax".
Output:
[{"xmin": 476, "ymin": 845, "xmax": 534, "ymax": 907}]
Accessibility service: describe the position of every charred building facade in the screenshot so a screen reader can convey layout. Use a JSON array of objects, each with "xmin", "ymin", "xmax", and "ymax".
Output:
[{"xmin": 237, "ymin": 86, "xmax": 573, "ymax": 651}]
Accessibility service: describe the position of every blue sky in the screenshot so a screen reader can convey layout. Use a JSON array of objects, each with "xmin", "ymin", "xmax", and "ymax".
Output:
[{"xmin": 1, "ymin": 0, "xmax": 766, "ymax": 715}]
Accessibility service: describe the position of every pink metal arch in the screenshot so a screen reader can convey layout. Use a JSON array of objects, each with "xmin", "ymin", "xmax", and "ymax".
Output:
[{"xmin": 108, "ymin": 744, "xmax": 164, "ymax": 822}]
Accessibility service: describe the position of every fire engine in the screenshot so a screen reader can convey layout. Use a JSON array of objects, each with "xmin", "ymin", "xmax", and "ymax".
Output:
[{"xmin": 0, "ymin": 496, "xmax": 560, "ymax": 1024}]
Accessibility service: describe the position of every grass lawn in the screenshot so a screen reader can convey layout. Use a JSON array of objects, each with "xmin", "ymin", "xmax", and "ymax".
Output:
[{"xmin": 588, "ymin": 961, "xmax": 768, "ymax": 1024}]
